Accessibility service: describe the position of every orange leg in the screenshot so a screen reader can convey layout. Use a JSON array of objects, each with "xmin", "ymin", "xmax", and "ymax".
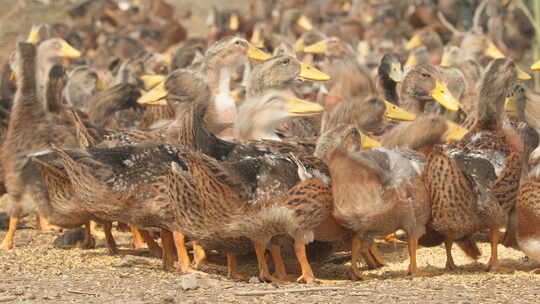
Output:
[
  {"xmin": 192, "ymin": 241, "xmax": 207, "ymax": 269},
  {"xmin": 36, "ymin": 216, "xmax": 57, "ymax": 231},
  {"xmin": 444, "ymin": 239, "xmax": 458, "ymax": 271},
  {"xmin": 350, "ymin": 234, "xmax": 369, "ymax": 280},
  {"xmin": 80, "ymin": 221, "xmax": 96, "ymax": 249},
  {"xmin": 103, "ymin": 221, "xmax": 119, "ymax": 255},
  {"xmin": 139, "ymin": 229, "xmax": 162, "ymax": 258},
  {"xmin": 130, "ymin": 226, "xmax": 146, "ymax": 249},
  {"xmin": 172, "ymin": 231, "xmax": 204, "ymax": 274},
  {"xmin": 161, "ymin": 229, "xmax": 176, "ymax": 271},
  {"xmin": 254, "ymin": 242, "xmax": 286, "ymax": 284},
  {"xmin": 407, "ymin": 236, "xmax": 427, "ymax": 276},
  {"xmin": 0, "ymin": 216, "xmax": 18, "ymax": 250},
  {"xmin": 486, "ymin": 229, "xmax": 513, "ymax": 273},
  {"xmin": 227, "ymin": 253, "xmax": 249, "ymax": 280},
  {"xmin": 270, "ymin": 244, "xmax": 288, "ymax": 281},
  {"xmin": 294, "ymin": 240, "xmax": 318, "ymax": 284}
]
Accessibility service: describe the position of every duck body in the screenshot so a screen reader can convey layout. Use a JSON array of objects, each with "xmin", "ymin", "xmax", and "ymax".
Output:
[
  {"xmin": 330, "ymin": 147, "xmax": 430, "ymax": 239},
  {"xmin": 515, "ymin": 174, "xmax": 540, "ymax": 263}
]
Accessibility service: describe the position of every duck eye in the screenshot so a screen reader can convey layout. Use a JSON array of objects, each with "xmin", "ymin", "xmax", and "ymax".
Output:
[
  {"xmin": 281, "ymin": 58, "xmax": 290, "ymax": 65},
  {"xmin": 421, "ymin": 73, "xmax": 430, "ymax": 78},
  {"xmin": 234, "ymin": 40, "xmax": 242, "ymax": 45}
]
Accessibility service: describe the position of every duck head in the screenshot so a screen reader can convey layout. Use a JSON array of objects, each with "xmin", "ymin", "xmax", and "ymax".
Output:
[
  {"xmin": 234, "ymin": 90, "xmax": 324, "ymax": 141},
  {"xmin": 247, "ymin": 55, "xmax": 329, "ymax": 98}
]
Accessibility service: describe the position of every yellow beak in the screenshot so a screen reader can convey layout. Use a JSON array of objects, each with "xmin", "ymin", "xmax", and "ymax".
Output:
[
  {"xmin": 95, "ymin": 78, "xmax": 107, "ymax": 91},
  {"xmin": 140, "ymin": 74, "xmax": 166, "ymax": 90},
  {"xmin": 531, "ymin": 60, "xmax": 540, "ymax": 71},
  {"xmin": 446, "ymin": 121, "xmax": 469, "ymax": 142},
  {"xmin": 229, "ymin": 14, "xmax": 240, "ymax": 31},
  {"xmin": 27, "ymin": 25, "xmax": 41, "ymax": 45},
  {"xmin": 405, "ymin": 53, "xmax": 418, "ymax": 68},
  {"xmin": 297, "ymin": 15, "xmax": 314, "ymax": 31},
  {"xmin": 61, "ymin": 42, "xmax": 81, "ymax": 59},
  {"xmin": 431, "ymin": 81, "xmax": 461, "ymax": 111},
  {"xmin": 484, "ymin": 42, "xmax": 505, "ymax": 59},
  {"xmin": 138, "ymin": 81, "xmax": 168, "ymax": 105},
  {"xmin": 341, "ymin": 1, "xmax": 352, "ymax": 11},
  {"xmin": 230, "ymin": 89, "xmax": 241, "ymax": 103},
  {"xmin": 405, "ymin": 34, "xmax": 423, "ymax": 51},
  {"xmin": 389, "ymin": 63, "xmax": 404, "ymax": 83},
  {"xmin": 294, "ymin": 38, "xmax": 305, "ymax": 53},
  {"xmin": 440, "ymin": 53, "xmax": 452, "ymax": 67},
  {"xmin": 504, "ymin": 96, "xmax": 518, "ymax": 117},
  {"xmin": 247, "ymin": 45, "xmax": 272, "ymax": 62},
  {"xmin": 384, "ymin": 100, "xmax": 416, "ymax": 121},
  {"xmin": 516, "ymin": 66, "xmax": 531, "ymax": 81},
  {"xmin": 250, "ymin": 27, "xmax": 264, "ymax": 49},
  {"xmin": 360, "ymin": 132, "xmax": 381, "ymax": 149},
  {"xmin": 285, "ymin": 97, "xmax": 324, "ymax": 116},
  {"xmin": 299, "ymin": 63, "xmax": 330, "ymax": 81},
  {"xmin": 303, "ymin": 40, "xmax": 327, "ymax": 54}
]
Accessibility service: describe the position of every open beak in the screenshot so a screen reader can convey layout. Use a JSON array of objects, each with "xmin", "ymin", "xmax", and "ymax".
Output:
[
  {"xmin": 285, "ymin": 97, "xmax": 324, "ymax": 116},
  {"xmin": 405, "ymin": 34, "xmax": 423, "ymax": 51},
  {"xmin": 384, "ymin": 100, "xmax": 416, "ymax": 121},
  {"xmin": 297, "ymin": 15, "xmax": 314, "ymax": 31},
  {"xmin": 303, "ymin": 40, "xmax": 327, "ymax": 54},
  {"xmin": 247, "ymin": 45, "xmax": 272, "ymax": 62},
  {"xmin": 389, "ymin": 63, "xmax": 404, "ymax": 82},
  {"xmin": 138, "ymin": 81, "xmax": 168, "ymax": 105},
  {"xmin": 298, "ymin": 63, "xmax": 330, "ymax": 81},
  {"xmin": 504, "ymin": 96, "xmax": 517, "ymax": 117},
  {"xmin": 531, "ymin": 60, "xmax": 540, "ymax": 71},
  {"xmin": 516, "ymin": 66, "xmax": 531, "ymax": 81},
  {"xmin": 446, "ymin": 121, "xmax": 469, "ymax": 142},
  {"xmin": 61, "ymin": 42, "xmax": 81, "ymax": 59},
  {"xmin": 431, "ymin": 81, "xmax": 461, "ymax": 111},
  {"xmin": 484, "ymin": 42, "xmax": 505, "ymax": 59},
  {"xmin": 229, "ymin": 14, "xmax": 240, "ymax": 31},
  {"xmin": 140, "ymin": 74, "xmax": 166, "ymax": 90},
  {"xmin": 359, "ymin": 131, "xmax": 381, "ymax": 149},
  {"xmin": 27, "ymin": 25, "xmax": 41, "ymax": 45}
]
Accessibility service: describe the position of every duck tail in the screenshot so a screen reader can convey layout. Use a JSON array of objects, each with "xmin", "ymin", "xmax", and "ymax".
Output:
[
  {"xmin": 456, "ymin": 237, "xmax": 481, "ymax": 260},
  {"xmin": 228, "ymin": 205, "xmax": 299, "ymax": 245}
]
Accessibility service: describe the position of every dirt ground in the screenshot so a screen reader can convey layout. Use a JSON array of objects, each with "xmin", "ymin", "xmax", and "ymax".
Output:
[
  {"xmin": 1, "ymin": 222, "xmax": 539, "ymax": 304},
  {"xmin": 1, "ymin": 0, "xmax": 540, "ymax": 303}
]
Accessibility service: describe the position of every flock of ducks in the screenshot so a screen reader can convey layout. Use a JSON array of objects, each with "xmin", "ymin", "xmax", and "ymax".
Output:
[{"xmin": 1, "ymin": 0, "xmax": 540, "ymax": 284}]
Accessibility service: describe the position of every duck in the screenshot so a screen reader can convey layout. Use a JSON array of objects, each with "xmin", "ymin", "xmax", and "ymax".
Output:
[
  {"xmin": 501, "ymin": 83, "xmax": 540, "ymax": 263},
  {"xmin": 424, "ymin": 58, "xmax": 526, "ymax": 272},
  {"xmin": 0, "ymin": 42, "xmax": 80, "ymax": 250},
  {"xmin": 326, "ymin": 115, "xmax": 452, "ymax": 280},
  {"xmin": 405, "ymin": 28, "xmax": 444, "ymax": 65},
  {"xmin": 377, "ymin": 53, "xmax": 404, "ymax": 106},
  {"xmin": 400, "ymin": 63, "xmax": 461, "ymax": 114},
  {"xmin": 302, "ymin": 37, "xmax": 376, "ymax": 108}
]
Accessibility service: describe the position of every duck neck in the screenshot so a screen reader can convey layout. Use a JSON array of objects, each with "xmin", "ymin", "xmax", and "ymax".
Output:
[
  {"xmin": 12, "ymin": 48, "xmax": 47, "ymax": 124},
  {"xmin": 379, "ymin": 75, "xmax": 399, "ymax": 105},
  {"xmin": 36, "ymin": 54, "xmax": 58, "ymax": 102}
]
